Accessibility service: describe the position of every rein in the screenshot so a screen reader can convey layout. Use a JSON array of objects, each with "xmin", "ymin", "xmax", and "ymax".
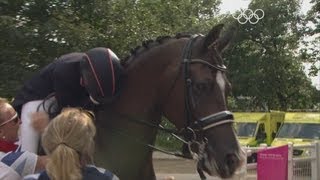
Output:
[
  {"xmin": 106, "ymin": 123, "xmax": 192, "ymax": 159},
  {"xmin": 110, "ymin": 113, "xmax": 194, "ymax": 159}
]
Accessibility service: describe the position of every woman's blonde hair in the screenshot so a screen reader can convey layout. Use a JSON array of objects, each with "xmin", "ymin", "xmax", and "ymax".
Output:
[
  {"xmin": 0, "ymin": 98, "xmax": 10, "ymax": 122},
  {"xmin": 41, "ymin": 108, "xmax": 96, "ymax": 180}
]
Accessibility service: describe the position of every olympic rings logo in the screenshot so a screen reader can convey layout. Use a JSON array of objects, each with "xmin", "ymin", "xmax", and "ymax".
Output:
[{"xmin": 232, "ymin": 9, "xmax": 265, "ymax": 24}]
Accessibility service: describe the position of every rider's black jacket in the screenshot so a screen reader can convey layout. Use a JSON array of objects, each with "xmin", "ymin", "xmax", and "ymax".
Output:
[{"xmin": 12, "ymin": 52, "xmax": 92, "ymax": 115}]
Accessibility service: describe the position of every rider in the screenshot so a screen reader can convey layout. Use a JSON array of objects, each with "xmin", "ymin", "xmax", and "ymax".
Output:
[{"xmin": 12, "ymin": 47, "xmax": 124, "ymax": 154}]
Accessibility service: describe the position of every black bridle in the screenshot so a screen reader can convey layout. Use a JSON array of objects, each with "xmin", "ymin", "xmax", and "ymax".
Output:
[
  {"xmin": 181, "ymin": 35, "xmax": 234, "ymax": 135},
  {"xmin": 180, "ymin": 35, "xmax": 234, "ymax": 179}
]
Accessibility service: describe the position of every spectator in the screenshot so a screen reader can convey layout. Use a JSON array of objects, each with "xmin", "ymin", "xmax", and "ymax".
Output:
[
  {"xmin": 0, "ymin": 97, "xmax": 47, "ymax": 180},
  {"xmin": 24, "ymin": 108, "xmax": 119, "ymax": 180}
]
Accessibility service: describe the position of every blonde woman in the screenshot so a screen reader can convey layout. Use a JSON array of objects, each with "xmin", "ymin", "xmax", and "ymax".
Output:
[
  {"xmin": 24, "ymin": 108, "xmax": 119, "ymax": 180},
  {"xmin": 0, "ymin": 97, "xmax": 47, "ymax": 180}
]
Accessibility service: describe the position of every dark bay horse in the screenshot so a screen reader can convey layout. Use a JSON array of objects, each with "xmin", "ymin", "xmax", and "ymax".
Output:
[{"xmin": 94, "ymin": 24, "xmax": 245, "ymax": 180}]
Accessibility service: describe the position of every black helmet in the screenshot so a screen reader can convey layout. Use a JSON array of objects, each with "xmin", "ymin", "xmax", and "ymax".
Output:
[{"xmin": 80, "ymin": 47, "xmax": 123, "ymax": 105}]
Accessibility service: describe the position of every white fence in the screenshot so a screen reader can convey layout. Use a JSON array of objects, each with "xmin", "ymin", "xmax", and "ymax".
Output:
[{"xmin": 236, "ymin": 142, "xmax": 320, "ymax": 180}]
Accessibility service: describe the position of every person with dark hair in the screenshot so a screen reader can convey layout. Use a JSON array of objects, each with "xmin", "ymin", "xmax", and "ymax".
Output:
[{"xmin": 12, "ymin": 47, "xmax": 124, "ymax": 154}]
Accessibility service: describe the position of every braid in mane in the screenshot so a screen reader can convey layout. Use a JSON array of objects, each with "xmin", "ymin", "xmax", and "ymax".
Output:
[{"xmin": 121, "ymin": 33, "xmax": 192, "ymax": 67}]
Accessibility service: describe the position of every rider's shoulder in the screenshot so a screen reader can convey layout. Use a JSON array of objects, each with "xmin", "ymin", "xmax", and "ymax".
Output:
[{"xmin": 55, "ymin": 52, "xmax": 85, "ymax": 64}]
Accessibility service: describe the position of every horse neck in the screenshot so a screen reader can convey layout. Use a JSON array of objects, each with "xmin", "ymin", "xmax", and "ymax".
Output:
[
  {"xmin": 95, "ymin": 108, "xmax": 161, "ymax": 180},
  {"xmin": 114, "ymin": 39, "xmax": 185, "ymax": 115},
  {"xmin": 95, "ymin": 39, "xmax": 186, "ymax": 179}
]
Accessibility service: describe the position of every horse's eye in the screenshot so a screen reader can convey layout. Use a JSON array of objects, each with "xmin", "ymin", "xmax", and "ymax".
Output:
[{"xmin": 194, "ymin": 81, "xmax": 213, "ymax": 94}]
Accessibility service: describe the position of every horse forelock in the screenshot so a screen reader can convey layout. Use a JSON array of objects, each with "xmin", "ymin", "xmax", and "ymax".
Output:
[{"xmin": 120, "ymin": 33, "xmax": 193, "ymax": 68}]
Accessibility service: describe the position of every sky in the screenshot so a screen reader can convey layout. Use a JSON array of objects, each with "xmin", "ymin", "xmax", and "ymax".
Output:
[
  {"xmin": 218, "ymin": 0, "xmax": 319, "ymax": 90},
  {"xmin": 219, "ymin": 0, "xmax": 312, "ymax": 14}
]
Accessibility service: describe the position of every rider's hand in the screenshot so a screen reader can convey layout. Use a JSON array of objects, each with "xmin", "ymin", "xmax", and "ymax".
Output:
[{"xmin": 31, "ymin": 112, "xmax": 50, "ymax": 133}]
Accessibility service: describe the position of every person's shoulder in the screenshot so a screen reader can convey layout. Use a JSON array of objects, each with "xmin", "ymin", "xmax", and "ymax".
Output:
[
  {"xmin": 0, "ymin": 151, "xmax": 38, "ymax": 176},
  {"xmin": 0, "ymin": 151, "xmax": 36, "ymax": 165},
  {"xmin": 53, "ymin": 52, "xmax": 84, "ymax": 76},
  {"xmin": 0, "ymin": 161, "xmax": 21, "ymax": 180},
  {"xmin": 0, "ymin": 151, "xmax": 23, "ymax": 164},
  {"xmin": 56, "ymin": 52, "xmax": 84, "ymax": 64},
  {"xmin": 85, "ymin": 165, "xmax": 119, "ymax": 180},
  {"xmin": 0, "ymin": 151, "xmax": 5, "ymax": 158}
]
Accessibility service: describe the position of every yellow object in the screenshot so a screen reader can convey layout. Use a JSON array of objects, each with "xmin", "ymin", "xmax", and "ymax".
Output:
[
  {"xmin": 271, "ymin": 112, "xmax": 320, "ymax": 156},
  {"xmin": 234, "ymin": 111, "xmax": 285, "ymax": 147}
]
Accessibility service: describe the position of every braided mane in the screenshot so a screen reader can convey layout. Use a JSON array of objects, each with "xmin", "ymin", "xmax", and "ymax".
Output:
[{"xmin": 121, "ymin": 33, "xmax": 192, "ymax": 67}]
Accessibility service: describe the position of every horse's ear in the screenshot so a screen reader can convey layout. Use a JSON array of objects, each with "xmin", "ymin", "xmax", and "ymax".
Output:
[
  {"xmin": 212, "ymin": 25, "xmax": 237, "ymax": 52},
  {"xmin": 203, "ymin": 24, "xmax": 224, "ymax": 50}
]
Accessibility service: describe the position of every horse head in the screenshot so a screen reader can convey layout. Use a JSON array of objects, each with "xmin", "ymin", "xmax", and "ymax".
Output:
[{"xmin": 160, "ymin": 24, "xmax": 245, "ymax": 178}]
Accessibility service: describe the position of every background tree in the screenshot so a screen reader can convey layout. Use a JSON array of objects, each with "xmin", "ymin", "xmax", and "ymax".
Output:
[
  {"xmin": 299, "ymin": 0, "xmax": 319, "ymax": 76},
  {"xmin": 0, "ymin": 0, "xmax": 221, "ymax": 98},
  {"xmin": 224, "ymin": 0, "xmax": 319, "ymax": 111},
  {"xmin": 0, "ymin": 0, "xmax": 318, "ymax": 111}
]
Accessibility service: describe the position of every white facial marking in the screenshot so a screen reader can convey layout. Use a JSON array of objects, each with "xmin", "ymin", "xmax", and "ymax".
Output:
[{"xmin": 216, "ymin": 71, "xmax": 225, "ymax": 97}]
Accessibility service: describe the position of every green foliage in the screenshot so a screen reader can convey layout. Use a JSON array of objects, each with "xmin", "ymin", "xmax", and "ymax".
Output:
[
  {"xmin": 0, "ymin": 0, "xmax": 221, "ymax": 98},
  {"xmin": 224, "ymin": 0, "xmax": 319, "ymax": 111},
  {"xmin": 299, "ymin": 0, "xmax": 320, "ymax": 76}
]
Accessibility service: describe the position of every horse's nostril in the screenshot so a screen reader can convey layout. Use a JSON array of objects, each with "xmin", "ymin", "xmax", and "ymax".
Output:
[{"xmin": 225, "ymin": 153, "xmax": 239, "ymax": 169}]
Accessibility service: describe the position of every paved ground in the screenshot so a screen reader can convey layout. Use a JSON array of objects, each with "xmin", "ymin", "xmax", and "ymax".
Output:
[
  {"xmin": 153, "ymin": 152, "xmax": 256, "ymax": 180},
  {"xmin": 156, "ymin": 173, "xmax": 240, "ymax": 180},
  {"xmin": 153, "ymin": 152, "xmax": 311, "ymax": 180}
]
